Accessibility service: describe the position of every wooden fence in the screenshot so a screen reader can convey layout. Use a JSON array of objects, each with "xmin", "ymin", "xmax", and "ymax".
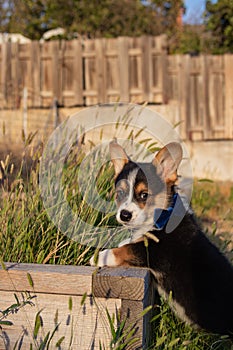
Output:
[
  {"xmin": 0, "ymin": 263, "xmax": 156, "ymax": 350},
  {"xmin": 0, "ymin": 35, "xmax": 167, "ymax": 108},
  {"xmin": 0, "ymin": 36, "xmax": 233, "ymax": 140},
  {"xmin": 166, "ymin": 54, "xmax": 233, "ymax": 140}
]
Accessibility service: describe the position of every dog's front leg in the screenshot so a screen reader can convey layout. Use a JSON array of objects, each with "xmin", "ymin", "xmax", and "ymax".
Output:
[
  {"xmin": 90, "ymin": 246, "xmax": 131, "ymax": 267},
  {"xmin": 90, "ymin": 241, "xmax": 147, "ymax": 267}
]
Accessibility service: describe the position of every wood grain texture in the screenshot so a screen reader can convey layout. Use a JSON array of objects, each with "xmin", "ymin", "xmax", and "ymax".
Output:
[
  {"xmin": 0, "ymin": 263, "xmax": 156, "ymax": 349},
  {"xmin": 224, "ymin": 54, "xmax": 233, "ymax": 139},
  {"xmin": 0, "ymin": 35, "xmax": 167, "ymax": 107},
  {"xmin": 0, "ymin": 263, "xmax": 96, "ymax": 295},
  {"xmin": 0, "ymin": 37, "xmax": 232, "ymax": 141},
  {"xmin": 0, "ymin": 290, "xmax": 121, "ymax": 350},
  {"xmin": 93, "ymin": 266, "xmax": 157, "ymax": 349},
  {"xmin": 92, "ymin": 266, "xmax": 150, "ymax": 300}
]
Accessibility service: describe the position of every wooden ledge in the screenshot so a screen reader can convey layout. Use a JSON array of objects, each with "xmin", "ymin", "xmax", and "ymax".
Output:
[
  {"xmin": 0, "ymin": 262, "xmax": 96, "ymax": 295},
  {"xmin": 0, "ymin": 263, "xmax": 152, "ymax": 300}
]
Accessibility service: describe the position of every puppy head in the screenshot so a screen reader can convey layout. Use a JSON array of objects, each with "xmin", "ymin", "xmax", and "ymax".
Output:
[{"xmin": 109, "ymin": 141, "xmax": 182, "ymax": 228}]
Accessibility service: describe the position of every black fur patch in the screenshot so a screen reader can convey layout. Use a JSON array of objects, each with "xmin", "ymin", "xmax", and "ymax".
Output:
[{"xmin": 115, "ymin": 161, "xmax": 165, "ymax": 197}]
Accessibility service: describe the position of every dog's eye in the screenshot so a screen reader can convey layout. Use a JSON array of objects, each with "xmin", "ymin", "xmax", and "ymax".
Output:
[{"xmin": 140, "ymin": 192, "xmax": 148, "ymax": 200}]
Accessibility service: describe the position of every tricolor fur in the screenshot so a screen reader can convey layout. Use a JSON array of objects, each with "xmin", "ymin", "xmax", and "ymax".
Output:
[{"xmin": 90, "ymin": 141, "xmax": 233, "ymax": 335}]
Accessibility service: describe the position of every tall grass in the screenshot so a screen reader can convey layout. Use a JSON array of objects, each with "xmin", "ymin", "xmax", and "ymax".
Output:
[{"xmin": 0, "ymin": 144, "xmax": 95, "ymax": 265}]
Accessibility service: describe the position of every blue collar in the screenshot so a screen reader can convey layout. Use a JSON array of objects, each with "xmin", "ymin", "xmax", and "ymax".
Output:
[{"xmin": 154, "ymin": 193, "xmax": 178, "ymax": 230}]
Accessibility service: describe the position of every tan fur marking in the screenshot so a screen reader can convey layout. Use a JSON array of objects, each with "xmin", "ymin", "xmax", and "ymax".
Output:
[
  {"xmin": 112, "ymin": 246, "xmax": 134, "ymax": 266},
  {"xmin": 138, "ymin": 201, "xmax": 146, "ymax": 209},
  {"xmin": 135, "ymin": 182, "xmax": 148, "ymax": 194},
  {"xmin": 165, "ymin": 173, "xmax": 178, "ymax": 184}
]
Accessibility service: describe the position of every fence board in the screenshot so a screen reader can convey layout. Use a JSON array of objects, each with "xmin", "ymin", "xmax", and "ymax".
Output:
[
  {"xmin": 151, "ymin": 35, "xmax": 167, "ymax": 103},
  {"xmin": 11, "ymin": 43, "xmax": 20, "ymax": 108},
  {"xmin": 83, "ymin": 39, "xmax": 98, "ymax": 105},
  {"xmin": 105, "ymin": 38, "xmax": 120, "ymax": 101},
  {"xmin": 52, "ymin": 41, "xmax": 60, "ymax": 102},
  {"xmin": 61, "ymin": 40, "xmax": 84, "ymax": 106},
  {"xmin": 207, "ymin": 55, "xmax": 225, "ymax": 139},
  {"xmin": 224, "ymin": 54, "xmax": 233, "ymax": 139},
  {"xmin": 31, "ymin": 41, "xmax": 41, "ymax": 107},
  {"xmin": 1, "ymin": 43, "xmax": 11, "ymax": 107},
  {"xmin": 118, "ymin": 36, "xmax": 130, "ymax": 102}
]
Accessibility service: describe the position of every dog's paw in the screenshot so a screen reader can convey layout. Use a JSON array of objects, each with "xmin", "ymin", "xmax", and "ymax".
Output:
[{"xmin": 90, "ymin": 249, "xmax": 117, "ymax": 267}]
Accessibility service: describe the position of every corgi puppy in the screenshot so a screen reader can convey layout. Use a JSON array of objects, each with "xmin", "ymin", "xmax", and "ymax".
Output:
[{"xmin": 90, "ymin": 141, "xmax": 233, "ymax": 335}]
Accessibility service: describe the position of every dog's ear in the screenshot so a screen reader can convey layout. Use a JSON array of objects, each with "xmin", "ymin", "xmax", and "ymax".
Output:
[
  {"xmin": 153, "ymin": 142, "xmax": 182, "ymax": 183},
  {"xmin": 109, "ymin": 141, "xmax": 129, "ymax": 177}
]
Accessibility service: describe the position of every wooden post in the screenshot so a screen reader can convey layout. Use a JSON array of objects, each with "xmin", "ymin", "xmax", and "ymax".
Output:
[
  {"xmin": 93, "ymin": 267, "xmax": 157, "ymax": 349},
  {"xmin": 0, "ymin": 263, "xmax": 156, "ymax": 350}
]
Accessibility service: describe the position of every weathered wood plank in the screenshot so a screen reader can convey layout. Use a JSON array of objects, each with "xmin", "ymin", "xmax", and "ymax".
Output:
[
  {"xmin": 52, "ymin": 41, "xmax": 60, "ymax": 101},
  {"xmin": 0, "ymin": 290, "xmax": 121, "ymax": 350},
  {"xmin": 0, "ymin": 263, "xmax": 156, "ymax": 349},
  {"xmin": 73, "ymin": 39, "xmax": 84, "ymax": 106},
  {"xmin": 83, "ymin": 39, "xmax": 98, "ymax": 105},
  {"xmin": 177, "ymin": 54, "xmax": 189, "ymax": 140},
  {"xmin": 31, "ymin": 41, "xmax": 41, "ymax": 107},
  {"xmin": 224, "ymin": 54, "xmax": 233, "ymax": 139},
  {"xmin": 1, "ymin": 42, "xmax": 11, "ymax": 107},
  {"xmin": 40, "ymin": 42, "xmax": 53, "ymax": 107},
  {"xmin": 118, "ymin": 36, "xmax": 130, "ymax": 101},
  {"xmin": 0, "ymin": 263, "xmax": 95, "ymax": 295},
  {"xmin": 105, "ymin": 38, "xmax": 120, "ymax": 102},
  {"xmin": 96, "ymin": 38, "xmax": 106, "ymax": 104}
]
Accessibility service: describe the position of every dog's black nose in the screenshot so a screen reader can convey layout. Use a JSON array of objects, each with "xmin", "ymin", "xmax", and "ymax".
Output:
[{"xmin": 120, "ymin": 209, "xmax": 132, "ymax": 222}]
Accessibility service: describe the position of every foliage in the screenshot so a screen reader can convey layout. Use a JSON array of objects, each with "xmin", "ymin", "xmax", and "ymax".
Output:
[
  {"xmin": 3, "ymin": 0, "xmax": 48, "ymax": 40},
  {"xmin": 204, "ymin": 0, "xmax": 233, "ymax": 53},
  {"xmin": 0, "ymin": 0, "xmax": 184, "ymax": 40},
  {"xmin": 0, "ymin": 141, "xmax": 91, "ymax": 265},
  {"xmin": 1, "ymin": 1, "xmax": 233, "ymax": 53},
  {"xmin": 0, "ymin": 291, "xmax": 35, "ymax": 327},
  {"xmin": 173, "ymin": 25, "xmax": 203, "ymax": 54}
]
